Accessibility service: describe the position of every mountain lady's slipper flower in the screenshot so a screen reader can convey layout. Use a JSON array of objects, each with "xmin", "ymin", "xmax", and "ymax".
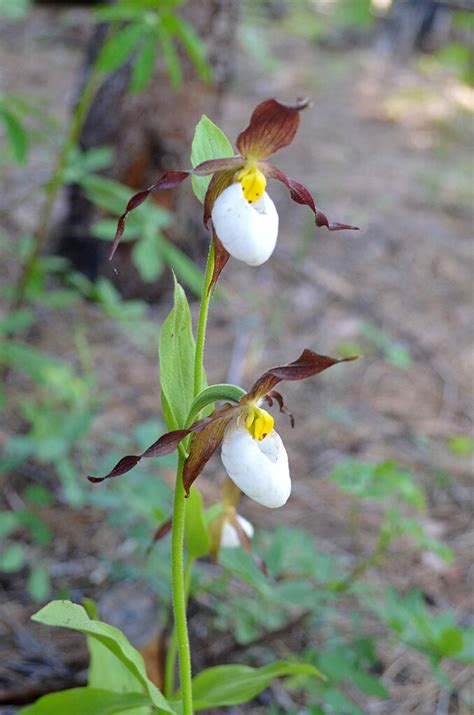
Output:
[
  {"xmin": 110, "ymin": 98, "xmax": 358, "ymax": 284},
  {"xmin": 88, "ymin": 350, "xmax": 357, "ymax": 508},
  {"xmin": 219, "ymin": 512, "xmax": 254, "ymax": 549}
]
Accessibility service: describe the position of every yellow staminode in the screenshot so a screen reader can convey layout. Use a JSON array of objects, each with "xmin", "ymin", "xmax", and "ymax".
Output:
[
  {"xmin": 237, "ymin": 166, "xmax": 267, "ymax": 203},
  {"xmin": 244, "ymin": 406, "xmax": 274, "ymax": 441}
]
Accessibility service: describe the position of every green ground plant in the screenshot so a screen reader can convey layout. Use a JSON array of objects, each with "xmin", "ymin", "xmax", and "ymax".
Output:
[
  {"xmin": 16, "ymin": 96, "xmax": 472, "ymax": 715},
  {"xmin": 2, "ymin": 3, "xmax": 472, "ymax": 714}
]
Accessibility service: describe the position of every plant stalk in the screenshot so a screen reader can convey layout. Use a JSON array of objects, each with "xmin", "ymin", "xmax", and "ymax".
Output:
[
  {"xmin": 193, "ymin": 241, "xmax": 215, "ymax": 397},
  {"xmin": 169, "ymin": 240, "xmax": 215, "ymax": 711},
  {"xmin": 164, "ymin": 560, "xmax": 192, "ymax": 699},
  {"xmin": 170, "ymin": 455, "xmax": 193, "ymax": 714}
]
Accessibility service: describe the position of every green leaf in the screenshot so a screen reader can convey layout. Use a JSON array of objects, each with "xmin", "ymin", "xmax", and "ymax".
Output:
[
  {"xmin": 0, "ymin": 543, "xmax": 25, "ymax": 572},
  {"xmin": 80, "ymin": 599, "xmax": 143, "ymax": 695},
  {"xmin": 158, "ymin": 239, "xmax": 203, "ymax": 297},
  {"xmin": 163, "ymin": 13, "xmax": 212, "ymax": 83},
  {"xmin": 0, "ymin": 511, "xmax": 20, "ymax": 538},
  {"xmin": 97, "ymin": 24, "xmax": 143, "ymax": 73},
  {"xmin": 187, "ymin": 661, "xmax": 324, "ymax": 710},
  {"xmin": 447, "ymin": 435, "xmax": 474, "ymax": 456},
  {"xmin": 330, "ymin": 459, "xmax": 426, "ymax": 510},
  {"xmin": 437, "ymin": 627, "xmax": 464, "ymax": 657},
  {"xmin": 185, "ymin": 488, "xmax": 211, "ymax": 559},
  {"xmin": 0, "ymin": 107, "xmax": 28, "ymax": 163},
  {"xmin": 159, "ymin": 276, "xmax": 202, "ymax": 430},
  {"xmin": 18, "ymin": 688, "xmax": 150, "ymax": 715},
  {"xmin": 191, "ymin": 114, "xmax": 234, "ymax": 204},
  {"xmin": 132, "ymin": 235, "xmax": 164, "ymax": 282},
  {"xmin": 156, "ymin": 21, "xmax": 182, "ymax": 89},
  {"xmin": 351, "ymin": 670, "xmax": 389, "ymax": 697},
  {"xmin": 27, "ymin": 565, "xmax": 51, "ymax": 603},
  {"xmin": 31, "ymin": 601, "xmax": 176, "ymax": 713},
  {"xmin": 130, "ymin": 35, "xmax": 157, "ymax": 93}
]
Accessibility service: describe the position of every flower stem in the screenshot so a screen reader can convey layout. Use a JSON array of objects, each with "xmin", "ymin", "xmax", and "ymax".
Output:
[
  {"xmin": 164, "ymin": 560, "xmax": 192, "ymax": 699},
  {"xmin": 193, "ymin": 241, "xmax": 215, "ymax": 397},
  {"xmin": 170, "ymin": 241, "xmax": 215, "ymax": 711},
  {"xmin": 171, "ymin": 454, "xmax": 193, "ymax": 713}
]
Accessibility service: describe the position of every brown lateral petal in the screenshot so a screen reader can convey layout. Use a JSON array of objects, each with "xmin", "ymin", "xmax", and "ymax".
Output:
[
  {"xmin": 263, "ymin": 390, "xmax": 295, "ymax": 428},
  {"xmin": 228, "ymin": 512, "xmax": 252, "ymax": 554},
  {"xmin": 208, "ymin": 230, "xmax": 230, "ymax": 294},
  {"xmin": 236, "ymin": 98, "xmax": 310, "ymax": 161},
  {"xmin": 88, "ymin": 428, "xmax": 191, "ymax": 484},
  {"xmin": 147, "ymin": 517, "xmax": 173, "ymax": 554},
  {"xmin": 227, "ymin": 512, "xmax": 268, "ymax": 576},
  {"xmin": 110, "ymin": 171, "xmax": 190, "ymax": 260},
  {"xmin": 245, "ymin": 349, "xmax": 358, "ymax": 402},
  {"xmin": 203, "ymin": 168, "xmax": 238, "ymax": 226},
  {"xmin": 110, "ymin": 158, "xmax": 240, "ymax": 261},
  {"xmin": 182, "ymin": 407, "xmax": 237, "ymax": 496},
  {"xmin": 193, "ymin": 156, "xmax": 242, "ymax": 177},
  {"xmin": 264, "ymin": 163, "xmax": 359, "ymax": 232}
]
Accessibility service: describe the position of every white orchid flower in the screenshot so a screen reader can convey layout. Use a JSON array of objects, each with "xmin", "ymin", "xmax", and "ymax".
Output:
[
  {"xmin": 110, "ymin": 99, "xmax": 358, "ymax": 281},
  {"xmin": 211, "ymin": 177, "xmax": 279, "ymax": 266},
  {"xmin": 220, "ymin": 513, "xmax": 254, "ymax": 549},
  {"xmin": 90, "ymin": 350, "xmax": 357, "ymax": 511},
  {"xmin": 221, "ymin": 407, "xmax": 290, "ymax": 508}
]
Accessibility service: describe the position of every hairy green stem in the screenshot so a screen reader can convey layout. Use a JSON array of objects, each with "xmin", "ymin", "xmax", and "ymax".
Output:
[
  {"xmin": 171, "ymin": 455, "xmax": 193, "ymax": 713},
  {"xmin": 170, "ymin": 240, "xmax": 215, "ymax": 711},
  {"xmin": 164, "ymin": 560, "xmax": 192, "ymax": 699},
  {"xmin": 193, "ymin": 241, "xmax": 215, "ymax": 397}
]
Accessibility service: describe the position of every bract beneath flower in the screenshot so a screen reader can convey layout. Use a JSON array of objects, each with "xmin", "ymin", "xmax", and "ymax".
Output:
[
  {"xmin": 211, "ymin": 183, "xmax": 279, "ymax": 266},
  {"xmin": 221, "ymin": 424, "xmax": 291, "ymax": 508}
]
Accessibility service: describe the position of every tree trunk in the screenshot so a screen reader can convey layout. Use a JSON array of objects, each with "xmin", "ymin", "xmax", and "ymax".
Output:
[{"xmin": 57, "ymin": 1, "xmax": 241, "ymax": 297}]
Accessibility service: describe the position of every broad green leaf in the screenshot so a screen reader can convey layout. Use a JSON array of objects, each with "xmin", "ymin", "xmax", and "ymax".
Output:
[
  {"xmin": 185, "ymin": 488, "xmax": 211, "ymax": 559},
  {"xmin": 159, "ymin": 277, "xmax": 202, "ymax": 430},
  {"xmin": 97, "ymin": 24, "xmax": 143, "ymax": 73},
  {"xmin": 18, "ymin": 688, "xmax": 150, "ymax": 715},
  {"xmin": 0, "ymin": 511, "xmax": 20, "ymax": 538},
  {"xmin": 187, "ymin": 661, "xmax": 324, "ymax": 709},
  {"xmin": 82, "ymin": 598, "xmax": 143, "ymax": 695},
  {"xmin": 0, "ymin": 543, "xmax": 25, "ymax": 572},
  {"xmin": 27, "ymin": 565, "xmax": 51, "ymax": 603},
  {"xmin": 191, "ymin": 115, "xmax": 234, "ymax": 204},
  {"xmin": 158, "ymin": 239, "xmax": 203, "ymax": 296},
  {"xmin": 437, "ymin": 627, "xmax": 464, "ymax": 657},
  {"xmin": 132, "ymin": 235, "xmax": 164, "ymax": 282},
  {"xmin": 0, "ymin": 107, "xmax": 28, "ymax": 163},
  {"xmin": 131, "ymin": 35, "xmax": 157, "ymax": 93},
  {"xmin": 32, "ymin": 601, "xmax": 176, "ymax": 713}
]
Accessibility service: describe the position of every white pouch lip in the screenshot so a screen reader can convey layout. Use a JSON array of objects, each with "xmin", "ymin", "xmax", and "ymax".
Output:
[
  {"xmin": 211, "ymin": 182, "xmax": 279, "ymax": 266},
  {"xmin": 221, "ymin": 425, "xmax": 291, "ymax": 508}
]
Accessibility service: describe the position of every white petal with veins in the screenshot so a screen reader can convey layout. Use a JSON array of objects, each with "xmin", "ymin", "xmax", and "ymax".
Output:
[
  {"xmin": 221, "ymin": 425, "xmax": 291, "ymax": 508},
  {"xmin": 211, "ymin": 182, "xmax": 279, "ymax": 266},
  {"xmin": 220, "ymin": 514, "xmax": 254, "ymax": 549}
]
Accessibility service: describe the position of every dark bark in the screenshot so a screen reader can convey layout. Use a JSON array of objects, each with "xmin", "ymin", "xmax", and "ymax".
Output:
[{"xmin": 56, "ymin": 1, "xmax": 240, "ymax": 296}]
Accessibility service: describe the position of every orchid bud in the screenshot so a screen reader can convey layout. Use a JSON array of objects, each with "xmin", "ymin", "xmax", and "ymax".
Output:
[{"xmin": 220, "ymin": 514, "xmax": 254, "ymax": 549}]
